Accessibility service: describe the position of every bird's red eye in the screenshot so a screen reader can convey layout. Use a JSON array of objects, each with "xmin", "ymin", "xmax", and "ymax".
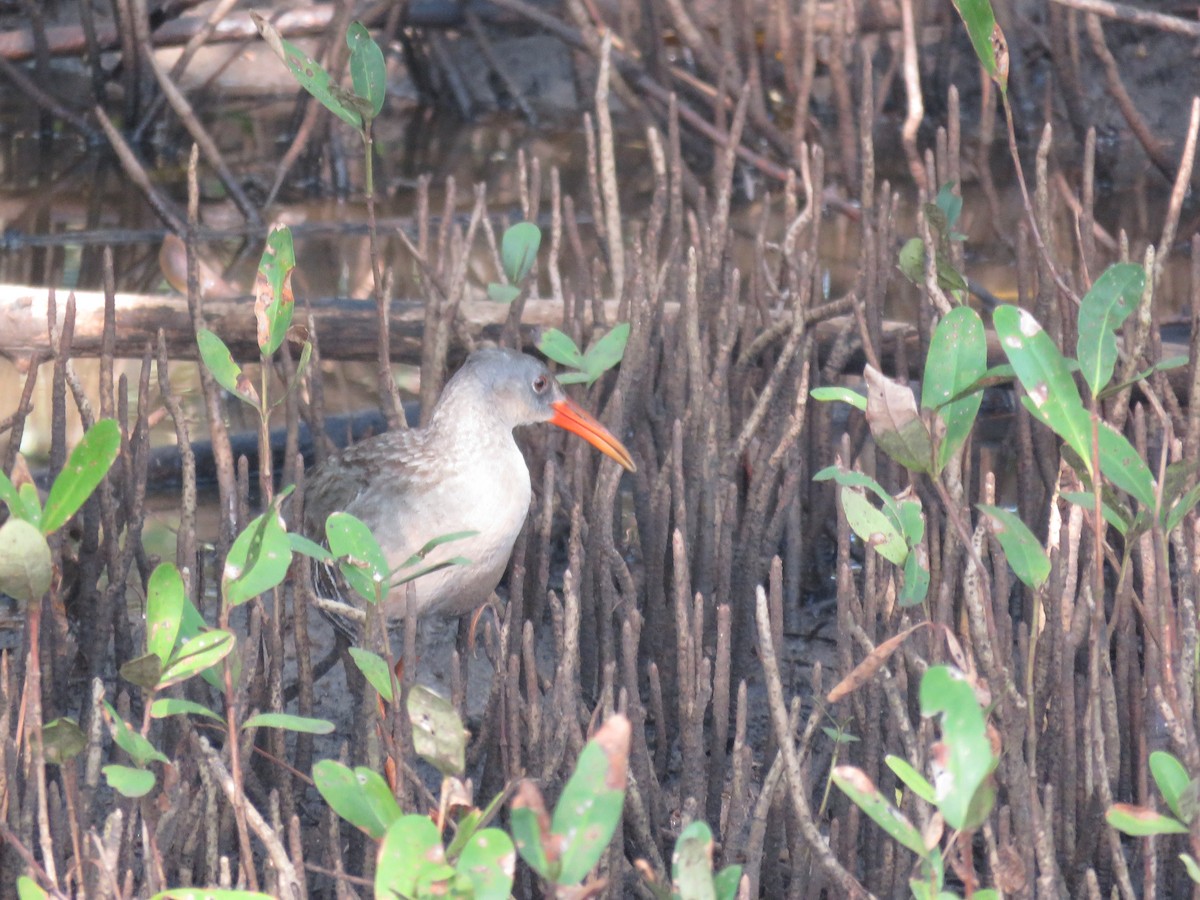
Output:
[{"xmin": 532, "ymin": 375, "xmax": 549, "ymax": 393}]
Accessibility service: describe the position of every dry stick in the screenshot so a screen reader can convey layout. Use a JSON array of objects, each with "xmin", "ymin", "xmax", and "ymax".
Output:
[
  {"xmin": 93, "ymin": 107, "xmax": 186, "ymax": 234},
  {"xmin": 140, "ymin": 34, "xmax": 261, "ymax": 227},
  {"xmin": 1049, "ymin": 0, "xmax": 1200, "ymax": 38},
  {"xmin": 0, "ymin": 54, "xmax": 97, "ymax": 138},
  {"xmin": 1083, "ymin": 14, "xmax": 1175, "ymax": 183},
  {"xmin": 1155, "ymin": 97, "xmax": 1200, "ymax": 278},
  {"xmin": 898, "ymin": 0, "xmax": 926, "ymax": 192},
  {"xmin": 464, "ymin": 10, "xmax": 537, "ymax": 124},
  {"xmin": 595, "ymin": 34, "xmax": 625, "ymax": 301},
  {"xmin": 754, "ymin": 586, "xmax": 874, "ymax": 899},
  {"xmin": 132, "ymin": 0, "xmax": 242, "ymax": 141},
  {"xmin": 263, "ymin": 0, "xmax": 356, "ymax": 207},
  {"xmin": 194, "ymin": 735, "xmax": 302, "ymax": 897}
]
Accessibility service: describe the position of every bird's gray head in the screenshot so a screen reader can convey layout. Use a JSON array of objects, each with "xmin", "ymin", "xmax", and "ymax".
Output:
[
  {"xmin": 432, "ymin": 346, "xmax": 637, "ymax": 471},
  {"xmin": 439, "ymin": 347, "xmax": 563, "ymax": 428}
]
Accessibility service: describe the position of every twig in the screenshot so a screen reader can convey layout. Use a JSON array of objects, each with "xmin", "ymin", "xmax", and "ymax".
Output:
[{"xmin": 1049, "ymin": 0, "xmax": 1200, "ymax": 38}]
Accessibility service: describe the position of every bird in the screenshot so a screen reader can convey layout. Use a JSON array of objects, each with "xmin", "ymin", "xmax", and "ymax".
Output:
[{"xmin": 302, "ymin": 346, "xmax": 636, "ymax": 636}]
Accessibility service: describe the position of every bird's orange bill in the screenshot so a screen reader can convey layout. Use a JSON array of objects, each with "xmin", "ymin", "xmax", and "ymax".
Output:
[{"xmin": 549, "ymin": 398, "xmax": 637, "ymax": 472}]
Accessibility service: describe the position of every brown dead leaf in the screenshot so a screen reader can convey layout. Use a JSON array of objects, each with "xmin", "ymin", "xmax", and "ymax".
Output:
[{"xmin": 827, "ymin": 623, "xmax": 930, "ymax": 703}]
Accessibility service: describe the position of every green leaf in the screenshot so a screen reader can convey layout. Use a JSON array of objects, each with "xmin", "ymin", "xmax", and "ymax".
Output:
[
  {"xmin": 119, "ymin": 653, "xmax": 164, "ymax": 691},
  {"xmin": 1167, "ymin": 481, "xmax": 1200, "ymax": 533},
  {"xmin": 408, "ymin": 685, "xmax": 467, "ymax": 776},
  {"xmin": 197, "ymin": 329, "xmax": 259, "ymax": 408},
  {"xmin": 487, "ymin": 282, "xmax": 521, "ymax": 304},
  {"xmin": 104, "ymin": 702, "xmax": 169, "ymax": 767},
  {"xmin": 993, "ymin": 305, "xmax": 1093, "ymax": 472},
  {"xmin": 160, "ymin": 629, "xmax": 235, "ymax": 688},
  {"xmin": 713, "ymin": 864, "xmax": 743, "ymax": 900},
  {"xmin": 831, "ymin": 765, "xmax": 927, "ymax": 857},
  {"xmin": 455, "ymin": 828, "xmax": 516, "ymax": 900},
  {"xmin": 375, "ymin": 815, "xmax": 454, "ymax": 896},
  {"xmin": 1096, "ymin": 421, "xmax": 1156, "ymax": 511},
  {"xmin": 898, "ymin": 237, "xmax": 925, "ymax": 286},
  {"xmin": 922, "ymin": 307, "xmax": 986, "ymax": 474},
  {"xmin": 977, "ymin": 505, "xmax": 1050, "ymax": 589},
  {"xmin": 223, "ymin": 507, "xmax": 292, "ymax": 607},
  {"xmin": 1149, "ymin": 751, "xmax": 1193, "ymax": 823},
  {"xmin": 16, "ymin": 876, "xmax": 49, "ymax": 900},
  {"xmin": 1076, "ymin": 263, "xmax": 1144, "ymax": 398},
  {"xmin": 900, "ymin": 549, "xmax": 931, "ymax": 606},
  {"xmin": 346, "ymin": 22, "xmax": 386, "ymax": 119},
  {"xmin": 150, "ymin": 698, "xmax": 224, "ymax": 722},
  {"xmin": 840, "ymin": 488, "xmax": 908, "ymax": 566},
  {"xmin": 0, "ymin": 518, "xmax": 51, "ymax": 605},
  {"xmin": 313, "ymin": 759, "xmax": 402, "ymax": 839},
  {"xmin": 821, "ymin": 727, "xmax": 860, "ymax": 744},
  {"xmin": 397, "ymin": 530, "xmax": 479, "ymax": 569},
  {"xmin": 500, "ymin": 222, "xmax": 542, "ymax": 284},
  {"xmin": 103, "ymin": 764, "xmax": 156, "ymax": 798},
  {"xmin": 146, "ymin": 562, "xmax": 185, "ymax": 665},
  {"xmin": 42, "ymin": 717, "xmax": 86, "ymax": 766},
  {"xmin": 287, "ymin": 532, "xmax": 332, "ymax": 564},
  {"xmin": 886, "ymin": 754, "xmax": 937, "ymax": 804},
  {"xmin": 550, "ymin": 714, "xmax": 630, "ymax": 885},
  {"xmin": 810, "ymin": 386, "xmax": 867, "ymax": 411},
  {"xmin": 1061, "ymin": 490, "xmax": 1134, "ymax": 536},
  {"xmin": 326, "ymin": 511, "xmax": 389, "ymax": 604},
  {"xmin": 348, "ymin": 647, "xmax": 394, "ymax": 702},
  {"xmin": 41, "ymin": 418, "xmax": 121, "ymax": 535},
  {"xmin": 672, "ymin": 821, "xmax": 718, "ymax": 900},
  {"xmin": 813, "ymin": 466, "xmax": 904, "ymax": 528},
  {"xmin": 919, "ymin": 666, "xmax": 997, "ymax": 831},
  {"xmin": 242, "ymin": 712, "xmax": 335, "ymax": 734},
  {"xmin": 538, "ymin": 328, "xmax": 586, "ymax": 369},
  {"xmin": 934, "ymin": 182, "xmax": 963, "ymax": 230},
  {"xmin": 951, "ymin": 0, "xmax": 1007, "ymax": 90},
  {"xmin": 581, "ymin": 323, "xmax": 630, "ymax": 383},
  {"xmin": 1106, "ymin": 803, "xmax": 1189, "ymax": 836},
  {"xmin": 177, "ymin": 598, "xmax": 229, "ymax": 691},
  {"xmin": 511, "ymin": 783, "xmax": 555, "ymax": 880},
  {"xmin": 1181, "ymin": 853, "xmax": 1200, "ymax": 884},
  {"xmin": 251, "ymin": 13, "xmax": 362, "ymax": 130},
  {"xmin": 255, "ymin": 225, "xmax": 296, "ymax": 356},
  {"xmin": 0, "ymin": 469, "xmax": 34, "ymax": 522}
]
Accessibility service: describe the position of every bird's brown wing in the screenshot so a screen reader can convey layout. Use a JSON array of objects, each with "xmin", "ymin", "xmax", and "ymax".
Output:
[{"xmin": 302, "ymin": 428, "xmax": 434, "ymax": 539}]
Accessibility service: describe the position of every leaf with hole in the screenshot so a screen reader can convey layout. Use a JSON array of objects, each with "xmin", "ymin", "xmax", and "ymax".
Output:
[
  {"xmin": 326, "ymin": 511, "xmax": 389, "ymax": 604},
  {"xmin": 252, "ymin": 13, "xmax": 362, "ymax": 130},
  {"xmin": 375, "ymin": 815, "xmax": 454, "ymax": 896},
  {"xmin": 408, "ymin": 685, "xmax": 467, "ymax": 776},
  {"xmin": 223, "ymin": 507, "xmax": 292, "ymax": 607},
  {"xmin": 254, "ymin": 226, "xmax": 296, "ymax": 356},
  {"xmin": 313, "ymin": 759, "xmax": 402, "ymax": 839}
]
